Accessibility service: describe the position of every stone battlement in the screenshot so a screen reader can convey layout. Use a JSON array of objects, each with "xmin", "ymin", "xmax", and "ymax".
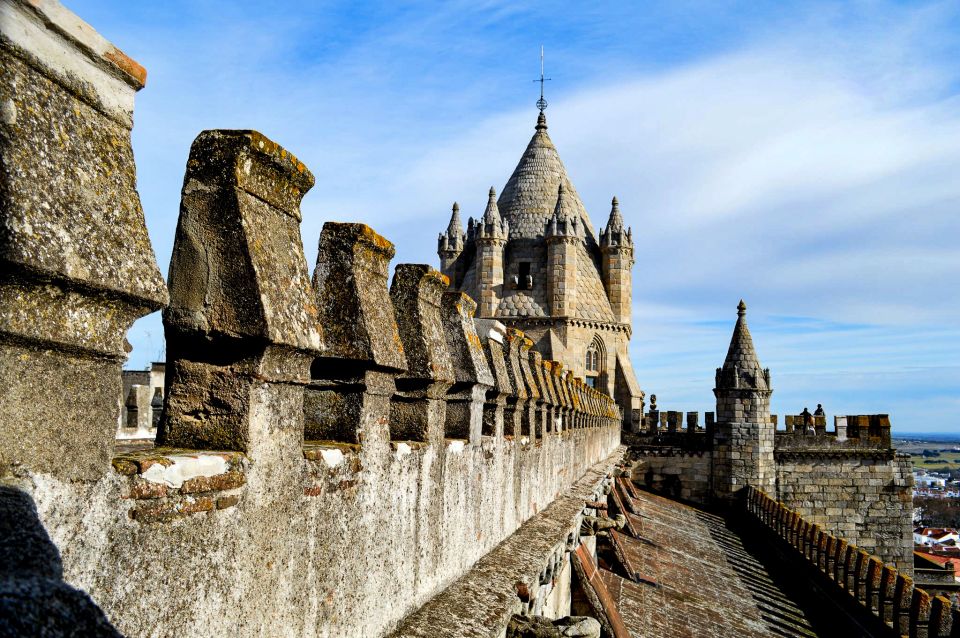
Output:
[
  {"xmin": 744, "ymin": 486, "xmax": 958, "ymax": 637},
  {"xmin": 636, "ymin": 408, "xmax": 893, "ymax": 452}
]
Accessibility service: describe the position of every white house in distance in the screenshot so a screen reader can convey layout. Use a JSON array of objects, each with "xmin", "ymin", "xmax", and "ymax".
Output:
[{"xmin": 915, "ymin": 527, "xmax": 960, "ymax": 547}]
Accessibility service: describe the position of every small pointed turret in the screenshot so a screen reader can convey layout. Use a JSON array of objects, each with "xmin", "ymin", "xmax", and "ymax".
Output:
[
  {"xmin": 474, "ymin": 188, "xmax": 507, "ymax": 317},
  {"xmin": 716, "ymin": 300, "xmax": 768, "ymax": 391},
  {"xmin": 600, "ymin": 196, "xmax": 631, "ymax": 248},
  {"xmin": 438, "ymin": 201, "xmax": 466, "ymax": 280},
  {"xmin": 477, "ymin": 186, "xmax": 508, "ymax": 240},
  {"xmin": 599, "ymin": 195, "xmax": 634, "ymax": 325},
  {"xmin": 712, "ymin": 299, "xmax": 775, "ymax": 499}
]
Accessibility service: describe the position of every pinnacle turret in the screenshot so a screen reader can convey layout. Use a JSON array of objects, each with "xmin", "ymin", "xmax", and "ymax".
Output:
[
  {"xmin": 547, "ymin": 184, "xmax": 581, "ymax": 238},
  {"xmin": 600, "ymin": 196, "xmax": 632, "ymax": 248},
  {"xmin": 715, "ymin": 300, "xmax": 770, "ymax": 391},
  {"xmin": 476, "ymin": 186, "xmax": 508, "ymax": 240}
]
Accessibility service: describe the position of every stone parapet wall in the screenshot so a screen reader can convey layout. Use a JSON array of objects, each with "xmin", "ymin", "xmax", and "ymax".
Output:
[
  {"xmin": 627, "ymin": 447, "xmax": 711, "ymax": 503},
  {"xmin": 0, "ymin": 5, "xmax": 624, "ymax": 635},
  {"xmin": 744, "ymin": 486, "xmax": 957, "ymax": 638}
]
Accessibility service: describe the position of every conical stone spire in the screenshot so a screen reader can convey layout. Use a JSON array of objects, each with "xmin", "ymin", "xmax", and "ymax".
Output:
[
  {"xmin": 606, "ymin": 196, "xmax": 625, "ymax": 233},
  {"xmin": 716, "ymin": 300, "xmax": 769, "ymax": 391},
  {"xmin": 439, "ymin": 202, "xmax": 464, "ymax": 255},
  {"xmin": 497, "ymin": 112, "xmax": 595, "ymax": 239},
  {"xmin": 483, "ymin": 187, "xmax": 501, "ymax": 226},
  {"xmin": 477, "ymin": 186, "xmax": 507, "ymax": 240},
  {"xmin": 446, "ymin": 202, "xmax": 463, "ymax": 238}
]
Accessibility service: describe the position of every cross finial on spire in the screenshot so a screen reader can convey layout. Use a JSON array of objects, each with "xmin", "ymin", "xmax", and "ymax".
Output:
[{"xmin": 534, "ymin": 45, "xmax": 551, "ymax": 113}]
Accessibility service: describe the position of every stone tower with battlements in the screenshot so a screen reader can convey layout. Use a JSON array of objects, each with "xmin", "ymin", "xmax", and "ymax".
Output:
[
  {"xmin": 437, "ymin": 111, "xmax": 644, "ymax": 429},
  {"xmin": 712, "ymin": 300, "xmax": 776, "ymax": 499}
]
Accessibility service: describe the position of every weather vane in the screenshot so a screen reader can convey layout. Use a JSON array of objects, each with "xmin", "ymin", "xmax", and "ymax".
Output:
[{"xmin": 534, "ymin": 45, "xmax": 551, "ymax": 112}]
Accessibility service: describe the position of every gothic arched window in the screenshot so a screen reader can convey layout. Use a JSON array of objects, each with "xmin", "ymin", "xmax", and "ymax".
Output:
[{"xmin": 584, "ymin": 336, "xmax": 604, "ymax": 388}]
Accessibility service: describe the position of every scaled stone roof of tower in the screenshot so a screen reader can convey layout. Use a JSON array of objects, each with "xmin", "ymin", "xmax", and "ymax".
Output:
[
  {"xmin": 497, "ymin": 113, "xmax": 597, "ymax": 240},
  {"xmin": 718, "ymin": 300, "xmax": 768, "ymax": 390},
  {"xmin": 496, "ymin": 291, "xmax": 546, "ymax": 317}
]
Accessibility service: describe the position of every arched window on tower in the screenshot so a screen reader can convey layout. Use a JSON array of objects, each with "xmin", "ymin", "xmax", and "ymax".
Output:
[{"xmin": 584, "ymin": 336, "xmax": 604, "ymax": 388}]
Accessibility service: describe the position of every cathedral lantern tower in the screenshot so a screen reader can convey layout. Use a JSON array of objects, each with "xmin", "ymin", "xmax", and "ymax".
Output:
[
  {"xmin": 437, "ymin": 108, "xmax": 645, "ymax": 431},
  {"xmin": 599, "ymin": 197, "xmax": 634, "ymax": 327}
]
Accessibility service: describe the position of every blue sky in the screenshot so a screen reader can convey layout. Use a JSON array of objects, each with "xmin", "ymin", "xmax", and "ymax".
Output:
[{"xmin": 70, "ymin": 0, "xmax": 960, "ymax": 433}]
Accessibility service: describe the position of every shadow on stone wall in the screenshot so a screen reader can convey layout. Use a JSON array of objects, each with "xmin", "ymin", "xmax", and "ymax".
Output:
[{"xmin": 0, "ymin": 486, "xmax": 122, "ymax": 638}]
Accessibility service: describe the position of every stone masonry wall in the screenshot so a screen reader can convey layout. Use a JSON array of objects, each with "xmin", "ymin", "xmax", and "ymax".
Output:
[
  {"xmin": 776, "ymin": 452, "xmax": 914, "ymax": 572},
  {"xmin": 629, "ymin": 449, "xmax": 711, "ymax": 503}
]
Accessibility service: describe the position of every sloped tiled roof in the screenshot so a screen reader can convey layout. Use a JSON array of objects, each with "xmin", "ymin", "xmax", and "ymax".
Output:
[{"xmin": 602, "ymin": 485, "xmax": 821, "ymax": 637}]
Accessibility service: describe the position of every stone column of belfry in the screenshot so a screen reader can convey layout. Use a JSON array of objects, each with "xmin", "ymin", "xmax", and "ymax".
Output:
[
  {"xmin": 474, "ymin": 187, "xmax": 508, "ymax": 317},
  {"xmin": 600, "ymin": 197, "xmax": 634, "ymax": 327},
  {"xmin": 712, "ymin": 300, "xmax": 775, "ymax": 500},
  {"xmin": 546, "ymin": 184, "xmax": 580, "ymax": 316}
]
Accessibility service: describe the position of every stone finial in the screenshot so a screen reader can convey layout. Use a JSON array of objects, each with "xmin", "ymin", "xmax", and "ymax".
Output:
[
  {"xmin": 0, "ymin": 4, "xmax": 167, "ymax": 478},
  {"xmin": 607, "ymin": 196, "xmax": 625, "ymax": 233},
  {"xmin": 476, "ymin": 186, "xmax": 507, "ymax": 240},
  {"xmin": 715, "ymin": 299, "xmax": 768, "ymax": 392},
  {"xmin": 600, "ymin": 195, "xmax": 631, "ymax": 249},
  {"xmin": 448, "ymin": 202, "xmax": 462, "ymax": 235},
  {"xmin": 440, "ymin": 202, "xmax": 464, "ymax": 256},
  {"xmin": 536, "ymin": 111, "xmax": 548, "ymax": 131},
  {"xmin": 159, "ymin": 130, "xmax": 322, "ymax": 453},
  {"xmin": 483, "ymin": 187, "xmax": 500, "ymax": 225}
]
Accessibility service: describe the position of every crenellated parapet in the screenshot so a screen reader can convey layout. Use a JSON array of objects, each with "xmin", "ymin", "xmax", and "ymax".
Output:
[
  {"xmin": 776, "ymin": 414, "xmax": 893, "ymax": 451},
  {"xmin": 744, "ymin": 487, "xmax": 957, "ymax": 637}
]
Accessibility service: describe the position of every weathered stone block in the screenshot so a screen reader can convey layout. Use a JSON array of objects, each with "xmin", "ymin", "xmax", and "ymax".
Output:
[
  {"xmin": 306, "ymin": 223, "xmax": 406, "ymax": 444},
  {"xmin": 159, "ymin": 130, "xmax": 321, "ymax": 454},
  {"xmin": 0, "ymin": 0, "xmax": 167, "ymax": 479},
  {"xmin": 389, "ymin": 264, "xmax": 454, "ymax": 443}
]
